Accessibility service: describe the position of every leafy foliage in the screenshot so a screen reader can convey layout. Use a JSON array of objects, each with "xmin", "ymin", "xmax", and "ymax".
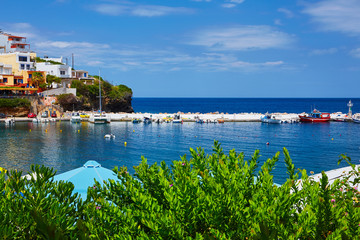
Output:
[
  {"xmin": 1, "ymin": 142, "xmax": 360, "ymax": 239},
  {"xmin": 0, "ymin": 98, "xmax": 31, "ymax": 108},
  {"xmin": 35, "ymin": 57, "xmax": 63, "ymax": 65}
]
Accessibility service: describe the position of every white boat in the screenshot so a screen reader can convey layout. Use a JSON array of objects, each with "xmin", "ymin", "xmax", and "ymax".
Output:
[
  {"xmin": 353, "ymin": 115, "xmax": 360, "ymax": 124},
  {"xmin": 71, "ymin": 112, "xmax": 81, "ymax": 123},
  {"xmin": 261, "ymin": 113, "xmax": 281, "ymax": 124},
  {"xmin": 90, "ymin": 69, "xmax": 111, "ymax": 124},
  {"xmin": 173, "ymin": 114, "xmax": 182, "ymax": 123},
  {"xmin": 89, "ymin": 113, "xmax": 111, "ymax": 124}
]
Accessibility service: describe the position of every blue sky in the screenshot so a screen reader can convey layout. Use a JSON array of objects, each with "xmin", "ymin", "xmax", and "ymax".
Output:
[{"xmin": 1, "ymin": 0, "xmax": 360, "ymax": 97}]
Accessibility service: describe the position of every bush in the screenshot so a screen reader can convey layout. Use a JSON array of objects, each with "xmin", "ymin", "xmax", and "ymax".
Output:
[
  {"xmin": 0, "ymin": 98, "xmax": 31, "ymax": 108},
  {"xmin": 1, "ymin": 142, "xmax": 359, "ymax": 238}
]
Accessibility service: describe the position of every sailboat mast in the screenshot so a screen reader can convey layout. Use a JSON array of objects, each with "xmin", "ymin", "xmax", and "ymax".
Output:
[{"xmin": 99, "ymin": 69, "xmax": 102, "ymax": 114}]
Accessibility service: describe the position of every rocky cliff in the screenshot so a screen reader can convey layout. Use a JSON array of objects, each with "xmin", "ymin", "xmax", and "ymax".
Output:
[{"xmin": 58, "ymin": 79, "xmax": 134, "ymax": 113}]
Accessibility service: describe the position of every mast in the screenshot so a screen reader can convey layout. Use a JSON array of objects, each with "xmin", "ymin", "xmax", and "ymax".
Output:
[{"xmin": 99, "ymin": 69, "xmax": 102, "ymax": 114}]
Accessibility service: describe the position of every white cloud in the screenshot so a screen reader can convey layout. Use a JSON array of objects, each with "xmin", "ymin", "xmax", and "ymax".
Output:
[
  {"xmin": 278, "ymin": 8, "xmax": 294, "ymax": 18},
  {"xmin": 222, "ymin": 4, "xmax": 236, "ymax": 8},
  {"xmin": 310, "ymin": 48, "xmax": 338, "ymax": 56},
  {"xmin": 274, "ymin": 19, "xmax": 282, "ymax": 26},
  {"xmin": 187, "ymin": 25, "xmax": 294, "ymax": 51},
  {"xmin": 350, "ymin": 48, "xmax": 360, "ymax": 58},
  {"xmin": 221, "ymin": 0, "xmax": 244, "ymax": 8},
  {"xmin": 303, "ymin": 0, "xmax": 360, "ymax": 36},
  {"xmin": 92, "ymin": 3, "xmax": 193, "ymax": 17}
]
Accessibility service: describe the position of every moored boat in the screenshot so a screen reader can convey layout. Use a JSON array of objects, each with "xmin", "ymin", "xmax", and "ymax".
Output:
[
  {"xmin": 261, "ymin": 113, "xmax": 281, "ymax": 124},
  {"xmin": 71, "ymin": 112, "xmax": 81, "ymax": 123},
  {"xmin": 89, "ymin": 113, "xmax": 111, "ymax": 124},
  {"xmin": 353, "ymin": 115, "xmax": 360, "ymax": 124},
  {"xmin": 173, "ymin": 114, "xmax": 182, "ymax": 123},
  {"xmin": 299, "ymin": 109, "xmax": 330, "ymax": 123}
]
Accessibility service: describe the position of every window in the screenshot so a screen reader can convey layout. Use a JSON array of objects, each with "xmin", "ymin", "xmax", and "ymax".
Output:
[
  {"xmin": 26, "ymin": 64, "xmax": 30, "ymax": 70},
  {"xmin": 60, "ymin": 70, "xmax": 65, "ymax": 75},
  {"xmin": 20, "ymin": 64, "xmax": 25, "ymax": 70},
  {"xmin": 3, "ymin": 78, "xmax": 7, "ymax": 83},
  {"xmin": 18, "ymin": 79, "xmax": 23, "ymax": 84},
  {"xmin": 84, "ymin": 73, "xmax": 87, "ymax": 77},
  {"xmin": 29, "ymin": 74, "xmax": 32, "ymax": 78},
  {"xmin": 19, "ymin": 56, "xmax": 27, "ymax": 62}
]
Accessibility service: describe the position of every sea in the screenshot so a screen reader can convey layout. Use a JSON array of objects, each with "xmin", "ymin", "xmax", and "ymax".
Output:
[{"xmin": 1, "ymin": 98, "xmax": 359, "ymax": 184}]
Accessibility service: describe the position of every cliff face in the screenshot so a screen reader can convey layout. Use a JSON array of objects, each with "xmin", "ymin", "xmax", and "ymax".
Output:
[
  {"xmin": 0, "ymin": 107, "xmax": 30, "ymax": 117},
  {"xmin": 60, "ymin": 80, "xmax": 134, "ymax": 113}
]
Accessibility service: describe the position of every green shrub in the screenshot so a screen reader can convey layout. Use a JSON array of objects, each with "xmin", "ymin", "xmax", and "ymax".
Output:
[
  {"xmin": 1, "ymin": 142, "xmax": 359, "ymax": 239},
  {"xmin": 0, "ymin": 98, "xmax": 31, "ymax": 108}
]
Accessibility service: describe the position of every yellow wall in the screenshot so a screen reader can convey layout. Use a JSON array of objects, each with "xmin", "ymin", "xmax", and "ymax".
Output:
[
  {"xmin": 1, "ymin": 75, "xmax": 14, "ymax": 86},
  {"xmin": 0, "ymin": 54, "xmax": 18, "ymax": 75},
  {"xmin": 0, "ymin": 52, "xmax": 37, "ymax": 76}
]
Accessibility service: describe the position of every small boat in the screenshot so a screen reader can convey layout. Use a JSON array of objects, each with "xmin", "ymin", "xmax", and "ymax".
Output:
[
  {"xmin": 299, "ymin": 109, "xmax": 330, "ymax": 123},
  {"xmin": 104, "ymin": 134, "xmax": 115, "ymax": 139},
  {"xmin": 143, "ymin": 117, "xmax": 152, "ymax": 124},
  {"xmin": 217, "ymin": 119, "xmax": 225, "ymax": 124},
  {"xmin": 32, "ymin": 118, "xmax": 39, "ymax": 123},
  {"xmin": 133, "ymin": 118, "xmax": 141, "ymax": 123},
  {"xmin": 5, "ymin": 118, "xmax": 15, "ymax": 125},
  {"xmin": 89, "ymin": 113, "xmax": 111, "ymax": 124},
  {"xmin": 261, "ymin": 113, "xmax": 281, "ymax": 124},
  {"xmin": 89, "ymin": 70, "xmax": 111, "ymax": 124},
  {"xmin": 353, "ymin": 115, "xmax": 360, "ymax": 123},
  {"xmin": 195, "ymin": 116, "xmax": 204, "ymax": 123},
  {"xmin": 71, "ymin": 112, "xmax": 81, "ymax": 123},
  {"xmin": 334, "ymin": 115, "xmax": 346, "ymax": 122},
  {"xmin": 173, "ymin": 114, "xmax": 182, "ymax": 123}
]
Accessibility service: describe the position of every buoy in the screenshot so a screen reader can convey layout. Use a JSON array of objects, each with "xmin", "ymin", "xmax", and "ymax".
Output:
[
  {"xmin": 124, "ymin": 142, "xmax": 127, "ymax": 146},
  {"xmin": 45, "ymin": 129, "xmax": 47, "ymax": 132},
  {"xmin": 266, "ymin": 142, "xmax": 270, "ymax": 145},
  {"xmin": 332, "ymin": 138, "xmax": 334, "ymax": 141},
  {"xmin": 29, "ymin": 129, "xmax": 31, "ymax": 132},
  {"xmin": 78, "ymin": 130, "xmax": 80, "ymax": 133},
  {"xmin": 60, "ymin": 130, "xmax": 62, "ymax": 132},
  {"xmin": 133, "ymin": 130, "xmax": 135, "ymax": 132}
]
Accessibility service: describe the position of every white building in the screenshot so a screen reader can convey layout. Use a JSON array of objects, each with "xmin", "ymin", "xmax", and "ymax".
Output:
[
  {"xmin": 0, "ymin": 32, "xmax": 31, "ymax": 53},
  {"xmin": 36, "ymin": 62, "xmax": 72, "ymax": 78}
]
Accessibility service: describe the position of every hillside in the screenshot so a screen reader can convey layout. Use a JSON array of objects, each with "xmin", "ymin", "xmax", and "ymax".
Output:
[{"xmin": 58, "ymin": 78, "xmax": 133, "ymax": 113}]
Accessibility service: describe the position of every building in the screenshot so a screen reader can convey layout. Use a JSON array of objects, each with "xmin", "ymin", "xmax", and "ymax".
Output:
[
  {"xmin": 72, "ymin": 70, "xmax": 94, "ymax": 85},
  {"xmin": 36, "ymin": 62, "xmax": 72, "ymax": 78},
  {"xmin": 0, "ymin": 32, "xmax": 30, "ymax": 53}
]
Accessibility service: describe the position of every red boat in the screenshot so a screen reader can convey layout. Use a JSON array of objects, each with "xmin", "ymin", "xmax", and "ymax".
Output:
[{"xmin": 299, "ymin": 109, "xmax": 330, "ymax": 123}]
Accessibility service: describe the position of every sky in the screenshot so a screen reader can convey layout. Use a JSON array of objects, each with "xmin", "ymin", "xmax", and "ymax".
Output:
[{"xmin": 1, "ymin": 0, "xmax": 360, "ymax": 97}]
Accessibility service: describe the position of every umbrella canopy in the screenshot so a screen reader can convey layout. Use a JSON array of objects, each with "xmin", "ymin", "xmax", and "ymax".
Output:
[{"xmin": 54, "ymin": 161, "xmax": 118, "ymax": 200}]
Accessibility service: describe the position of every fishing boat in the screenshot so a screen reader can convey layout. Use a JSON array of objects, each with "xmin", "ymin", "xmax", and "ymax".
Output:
[
  {"xmin": 299, "ymin": 109, "xmax": 330, "ymax": 123},
  {"xmin": 71, "ymin": 112, "xmax": 81, "ymax": 123},
  {"xmin": 261, "ymin": 113, "xmax": 281, "ymax": 124},
  {"xmin": 89, "ymin": 70, "xmax": 111, "ymax": 124}
]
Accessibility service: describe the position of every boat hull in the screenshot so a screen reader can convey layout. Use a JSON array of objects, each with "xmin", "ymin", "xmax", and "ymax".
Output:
[
  {"xmin": 299, "ymin": 116, "xmax": 330, "ymax": 123},
  {"xmin": 261, "ymin": 117, "xmax": 281, "ymax": 124},
  {"xmin": 353, "ymin": 118, "xmax": 360, "ymax": 124}
]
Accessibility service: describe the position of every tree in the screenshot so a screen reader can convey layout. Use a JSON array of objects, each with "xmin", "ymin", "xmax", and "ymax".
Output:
[
  {"xmin": 31, "ymin": 72, "xmax": 45, "ymax": 88},
  {"xmin": 46, "ymin": 75, "xmax": 62, "ymax": 89}
]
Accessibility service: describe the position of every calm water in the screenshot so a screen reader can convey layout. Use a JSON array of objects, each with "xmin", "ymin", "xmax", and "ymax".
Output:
[
  {"xmin": 132, "ymin": 98, "xmax": 360, "ymax": 114},
  {"xmin": 1, "ymin": 121, "xmax": 359, "ymax": 184}
]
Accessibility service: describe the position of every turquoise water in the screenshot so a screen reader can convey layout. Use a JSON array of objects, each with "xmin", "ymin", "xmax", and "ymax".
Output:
[{"xmin": 1, "ymin": 121, "xmax": 359, "ymax": 184}]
